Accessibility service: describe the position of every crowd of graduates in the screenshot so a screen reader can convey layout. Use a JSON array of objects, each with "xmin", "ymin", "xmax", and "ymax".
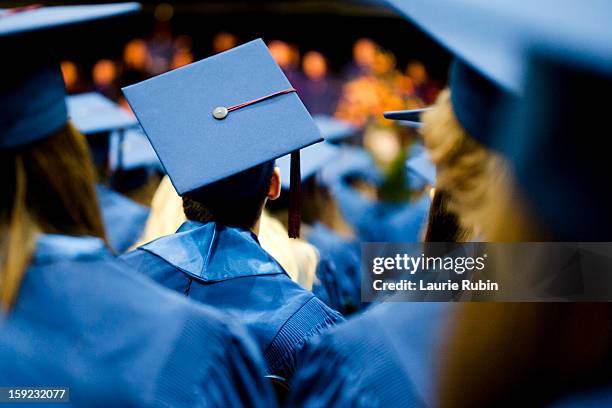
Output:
[{"xmin": 1, "ymin": 0, "xmax": 612, "ymax": 407}]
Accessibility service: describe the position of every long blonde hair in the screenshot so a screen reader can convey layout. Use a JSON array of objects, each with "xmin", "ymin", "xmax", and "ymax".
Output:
[
  {"xmin": 0, "ymin": 123, "xmax": 106, "ymax": 311},
  {"xmin": 426, "ymin": 90, "xmax": 612, "ymax": 407},
  {"xmin": 421, "ymin": 89, "xmax": 511, "ymax": 240}
]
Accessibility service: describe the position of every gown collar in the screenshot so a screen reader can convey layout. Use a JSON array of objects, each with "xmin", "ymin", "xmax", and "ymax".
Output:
[
  {"xmin": 33, "ymin": 234, "xmax": 109, "ymax": 264},
  {"xmin": 141, "ymin": 220, "xmax": 286, "ymax": 283}
]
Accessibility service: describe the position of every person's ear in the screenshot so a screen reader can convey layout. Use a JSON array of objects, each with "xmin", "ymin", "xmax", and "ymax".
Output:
[{"xmin": 268, "ymin": 166, "xmax": 282, "ymax": 201}]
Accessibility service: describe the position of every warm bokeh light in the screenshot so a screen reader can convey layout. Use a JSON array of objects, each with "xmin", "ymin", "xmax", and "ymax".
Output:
[
  {"xmin": 60, "ymin": 61, "xmax": 78, "ymax": 90},
  {"xmin": 406, "ymin": 60, "xmax": 428, "ymax": 86},
  {"xmin": 213, "ymin": 31, "xmax": 238, "ymax": 53},
  {"xmin": 123, "ymin": 39, "xmax": 151, "ymax": 71},
  {"xmin": 92, "ymin": 59, "xmax": 117, "ymax": 87},
  {"xmin": 268, "ymin": 40, "xmax": 293, "ymax": 69},
  {"xmin": 302, "ymin": 51, "xmax": 327, "ymax": 80},
  {"xmin": 171, "ymin": 48, "xmax": 194, "ymax": 69},
  {"xmin": 353, "ymin": 38, "xmax": 378, "ymax": 70}
]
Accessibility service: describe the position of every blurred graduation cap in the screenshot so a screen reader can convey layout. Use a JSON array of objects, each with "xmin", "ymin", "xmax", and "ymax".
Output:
[
  {"xmin": 490, "ymin": 2, "xmax": 612, "ymax": 241},
  {"xmin": 276, "ymin": 142, "xmax": 341, "ymax": 190},
  {"xmin": 406, "ymin": 150, "xmax": 436, "ymax": 188},
  {"xmin": 383, "ymin": 108, "xmax": 432, "ymax": 129},
  {"xmin": 0, "ymin": 3, "xmax": 141, "ymax": 149},
  {"xmin": 66, "ymin": 92, "xmax": 139, "ymax": 169},
  {"xmin": 382, "ymin": 0, "xmax": 526, "ymax": 147},
  {"xmin": 122, "ymin": 39, "xmax": 323, "ymax": 237},
  {"xmin": 311, "ymin": 114, "xmax": 360, "ymax": 142},
  {"xmin": 319, "ymin": 145, "xmax": 382, "ymax": 188},
  {"xmin": 109, "ymin": 127, "xmax": 162, "ymax": 172},
  {"xmin": 67, "ymin": 92, "xmax": 137, "ymax": 135}
]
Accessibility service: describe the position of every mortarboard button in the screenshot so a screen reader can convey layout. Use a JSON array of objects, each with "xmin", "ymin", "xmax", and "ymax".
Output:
[{"xmin": 212, "ymin": 106, "xmax": 228, "ymax": 120}]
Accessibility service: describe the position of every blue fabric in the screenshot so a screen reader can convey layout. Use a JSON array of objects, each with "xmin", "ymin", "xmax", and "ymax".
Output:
[
  {"xmin": 0, "ymin": 3, "xmax": 141, "ymax": 148},
  {"xmin": 320, "ymin": 145, "xmax": 381, "ymax": 188},
  {"xmin": 96, "ymin": 184, "xmax": 149, "ymax": 253},
  {"xmin": 0, "ymin": 233, "xmax": 276, "ymax": 407},
  {"xmin": 288, "ymin": 302, "xmax": 451, "ymax": 407},
  {"xmin": 67, "ymin": 92, "xmax": 138, "ymax": 135},
  {"xmin": 122, "ymin": 38, "xmax": 323, "ymax": 195},
  {"xmin": 121, "ymin": 220, "xmax": 343, "ymax": 379},
  {"xmin": 276, "ymin": 142, "xmax": 341, "ymax": 189},
  {"xmin": 406, "ymin": 150, "xmax": 436, "ymax": 189},
  {"xmin": 311, "ymin": 114, "xmax": 359, "ymax": 142},
  {"xmin": 550, "ymin": 388, "xmax": 612, "ymax": 408},
  {"xmin": 382, "ymin": 194, "xmax": 431, "ymax": 242},
  {"xmin": 0, "ymin": 4, "xmax": 141, "ymax": 36},
  {"xmin": 0, "ymin": 65, "xmax": 68, "ymax": 149},
  {"xmin": 109, "ymin": 127, "xmax": 163, "ymax": 171},
  {"xmin": 331, "ymin": 179, "xmax": 430, "ymax": 243},
  {"xmin": 307, "ymin": 223, "xmax": 364, "ymax": 315}
]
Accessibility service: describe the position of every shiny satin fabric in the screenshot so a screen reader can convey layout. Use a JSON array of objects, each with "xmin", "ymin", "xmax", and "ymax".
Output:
[{"xmin": 121, "ymin": 220, "xmax": 343, "ymax": 380}]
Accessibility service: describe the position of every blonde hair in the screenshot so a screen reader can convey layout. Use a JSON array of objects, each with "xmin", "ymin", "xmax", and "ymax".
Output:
[
  {"xmin": 0, "ymin": 123, "xmax": 106, "ymax": 311},
  {"xmin": 421, "ymin": 89, "xmax": 511, "ymax": 241}
]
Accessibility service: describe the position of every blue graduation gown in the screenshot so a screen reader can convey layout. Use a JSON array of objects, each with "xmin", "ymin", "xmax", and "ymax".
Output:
[
  {"xmin": 96, "ymin": 184, "xmax": 149, "ymax": 253},
  {"xmin": 121, "ymin": 221, "xmax": 344, "ymax": 380},
  {"xmin": 0, "ymin": 234, "xmax": 276, "ymax": 407},
  {"xmin": 287, "ymin": 302, "xmax": 451, "ymax": 407},
  {"xmin": 332, "ymin": 178, "xmax": 430, "ymax": 242},
  {"xmin": 306, "ymin": 222, "xmax": 364, "ymax": 315},
  {"xmin": 551, "ymin": 389, "xmax": 612, "ymax": 407}
]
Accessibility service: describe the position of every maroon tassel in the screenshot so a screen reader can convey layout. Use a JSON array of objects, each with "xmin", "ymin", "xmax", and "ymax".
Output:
[{"xmin": 288, "ymin": 150, "xmax": 301, "ymax": 238}]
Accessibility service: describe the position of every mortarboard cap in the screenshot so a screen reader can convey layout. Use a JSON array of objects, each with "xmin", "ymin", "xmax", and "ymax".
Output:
[
  {"xmin": 67, "ymin": 92, "xmax": 138, "ymax": 135},
  {"xmin": 498, "ymin": 35, "xmax": 612, "ymax": 241},
  {"xmin": 383, "ymin": 108, "xmax": 431, "ymax": 129},
  {"xmin": 0, "ymin": 3, "xmax": 141, "ymax": 149},
  {"xmin": 123, "ymin": 38, "xmax": 323, "ymax": 237},
  {"xmin": 312, "ymin": 114, "xmax": 360, "ymax": 142},
  {"xmin": 109, "ymin": 127, "xmax": 162, "ymax": 172},
  {"xmin": 383, "ymin": 0, "xmax": 523, "ymax": 147},
  {"xmin": 319, "ymin": 145, "xmax": 381, "ymax": 188},
  {"xmin": 276, "ymin": 142, "xmax": 341, "ymax": 190}
]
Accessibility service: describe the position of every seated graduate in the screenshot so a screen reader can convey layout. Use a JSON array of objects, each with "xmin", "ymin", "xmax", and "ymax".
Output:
[
  {"xmin": 0, "ymin": 4, "xmax": 275, "ymax": 407},
  {"xmin": 435, "ymin": 4, "xmax": 612, "ymax": 406},
  {"xmin": 285, "ymin": 0, "xmax": 529, "ymax": 405},
  {"xmin": 326, "ymin": 142, "xmax": 432, "ymax": 243},
  {"xmin": 136, "ymin": 174, "xmax": 320, "ymax": 287},
  {"xmin": 66, "ymin": 92, "xmax": 150, "ymax": 253},
  {"xmin": 120, "ymin": 38, "xmax": 343, "ymax": 381},
  {"xmin": 274, "ymin": 142, "xmax": 365, "ymax": 315}
]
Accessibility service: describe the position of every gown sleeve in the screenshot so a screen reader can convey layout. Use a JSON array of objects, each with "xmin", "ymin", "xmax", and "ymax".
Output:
[{"xmin": 286, "ymin": 332, "xmax": 379, "ymax": 408}]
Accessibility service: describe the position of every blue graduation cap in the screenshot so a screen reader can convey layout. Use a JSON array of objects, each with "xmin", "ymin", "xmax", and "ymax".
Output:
[
  {"xmin": 109, "ymin": 127, "xmax": 162, "ymax": 172},
  {"xmin": 0, "ymin": 3, "xmax": 141, "ymax": 149},
  {"xmin": 67, "ymin": 92, "xmax": 138, "ymax": 135},
  {"xmin": 406, "ymin": 150, "xmax": 436, "ymax": 188},
  {"xmin": 312, "ymin": 114, "xmax": 359, "ymax": 142},
  {"xmin": 500, "ymin": 31, "xmax": 612, "ymax": 242},
  {"xmin": 383, "ymin": 108, "xmax": 432, "ymax": 129},
  {"xmin": 319, "ymin": 145, "xmax": 382, "ymax": 188},
  {"xmin": 383, "ymin": 0, "xmax": 524, "ymax": 147},
  {"xmin": 122, "ymin": 39, "xmax": 323, "ymax": 237},
  {"xmin": 276, "ymin": 142, "xmax": 341, "ymax": 189}
]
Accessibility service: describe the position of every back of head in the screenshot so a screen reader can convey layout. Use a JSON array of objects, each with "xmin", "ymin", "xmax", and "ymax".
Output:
[
  {"xmin": 421, "ymin": 89, "xmax": 511, "ymax": 240},
  {"xmin": 182, "ymin": 161, "xmax": 275, "ymax": 230}
]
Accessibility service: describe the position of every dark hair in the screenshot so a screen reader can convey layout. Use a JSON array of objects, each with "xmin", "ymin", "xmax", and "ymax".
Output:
[
  {"xmin": 424, "ymin": 189, "xmax": 470, "ymax": 242},
  {"xmin": 182, "ymin": 162, "xmax": 274, "ymax": 230},
  {"xmin": 0, "ymin": 123, "xmax": 106, "ymax": 309}
]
